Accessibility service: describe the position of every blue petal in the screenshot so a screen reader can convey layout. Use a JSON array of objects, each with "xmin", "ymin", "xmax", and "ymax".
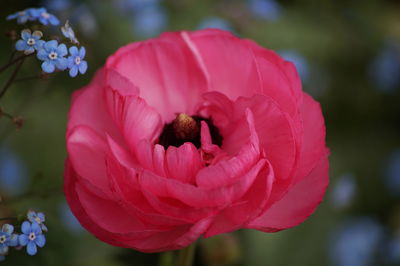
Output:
[
  {"xmin": 57, "ymin": 44, "xmax": 68, "ymax": 57},
  {"xmin": 8, "ymin": 234, "xmax": 18, "ymax": 247},
  {"xmin": 31, "ymin": 222, "xmax": 42, "ymax": 235},
  {"xmin": 69, "ymin": 66, "xmax": 78, "ymax": 77},
  {"xmin": 56, "ymin": 58, "xmax": 68, "ymax": 70},
  {"xmin": 21, "ymin": 30, "xmax": 31, "ymax": 40},
  {"xmin": 44, "ymin": 40, "xmax": 58, "ymax": 50},
  {"xmin": 34, "ymin": 40, "xmax": 45, "ymax": 50},
  {"xmin": 27, "ymin": 210, "xmax": 36, "ymax": 222},
  {"xmin": 78, "ymin": 61, "xmax": 88, "ymax": 74},
  {"xmin": 2, "ymin": 224, "xmax": 13, "ymax": 235},
  {"xmin": 21, "ymin": 221, "xmax": 31, "ymax": 235},
  {"xmin": 35, "ymin": 234, "xmax": 45, "ymax": 248},
  {"xmin": 37, "ymin": 212, "xmax": 45, "ymax": 222},
  {"xmin": 49, "ymin": 15, "xmax": 60, "ymax": 26},
  {"xmin": 27, "ymin": 241, "xmax": 37, "ymax": 256},
  {"xmin": 67, "ymin": 56, "xmax": 75, "ymax": 67},
  {"xmin": 15, "ymin": 40, "xmax": 27, "ymax": 51},
  {"xmin": 69, "ymin": 46, "xmax": 78, "ymax": 56},
  {"xmin": 41, "ymin": 224, "xmax": 48, "ymax": 232},
  {"xmin": 0, "ymin": 245, "xmax": 8, "ymax": 255},
  {"xmin": 6, "ymin": 13, "xmax": 18, "ymax": 20},
  {"xmin": 79, "ymin": 46, "xmax": 86, "ymax": 58},
  {"xmin": 19, "ymin": 234, "xmax": 28, "ymax": 246},
  {"xmin": 37, "ymin": 49, "xmax": 48, "ymax": 61},
  {"xmin": 42, "ymin": 61, "xmax": 55, "ymax": 73}
]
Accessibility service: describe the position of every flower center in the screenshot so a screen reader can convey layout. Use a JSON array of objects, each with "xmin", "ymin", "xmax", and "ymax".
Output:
[
  {"xmin": 0, "ymin": 235, "xmax": 6, "ymax": 244},
  {"xmin": 27, "ymin": 38, "xmax": 35, "ymax": 46},
  {"xmin": 28, "ymin": 232, "xmax": 36, "ymax": 241},
  {"xmin": 48, "ymin": 51, "xmax": 58, "ymax": 60},
  {"xmin": 158, "ymin": 113, "xmax": 222, "ymax": 149},
  {"xmin": 74, "ymin": 56, "xmax": 81, "ymax": 65}
]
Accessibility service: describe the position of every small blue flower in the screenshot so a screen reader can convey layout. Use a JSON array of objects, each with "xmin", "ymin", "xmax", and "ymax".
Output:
[
  {"xmin": 67, "ymin": 46, "xmax": 87, "ymax": 77},
  {"xmin": 61, "ymin": 20, "xmax": 79, "ymax": 44},
  {"xmin": 0, "ymin": 224, "xmax": 18, "ymax": 255},
  {"xmin": 330, "ymin": 173, "xmax": 357, "ymax": 209},
  {"xmin": 0, "ymin": 146, "xmax": 28, "ymax": 196},
  {"xmin": 197, "ymin": 16, "xmax": 234, "ymax": 32},
  {"xmin": 131, "ymin": 5, "xmax": 167, "ymax": 38},
  {"xmin": 37, "ymin": 40, "xmax": 68, "ymax": 73},
  {"xmin": 6, "ymin": 9, "xmax": 34, "ymax": 24},
  {"xmin": 279, "ymin": 50, "xmax": 310, "ymax": 82},
  {"xmin": 29, "ymin": 7, "xmax": 60, "ymax": 26},
  {"xmin": 15, "ymin": 29, "xmax": 45, "ymax": 55},
  {"xmin": 42, "ymin": 0, "xmax": 71, "ymax": 11},
  {"xmin": 19, "ymin": 221, "xmax": 46, "ymax": 256},
  {"xmin": 247, "ymin": 0, "xmax": 282, "ymax": 21},
  {"xmin": 27, "ymin": 210, "xmax": 48, "ymax": 232}
]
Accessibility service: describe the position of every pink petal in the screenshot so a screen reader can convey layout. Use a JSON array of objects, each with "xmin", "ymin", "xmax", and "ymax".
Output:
[
  {"xmin": 166, "ymin": 143, "xmax": 202, "ymax": 184},
  {"xmin": 106, "ymin": 32, "xmax": 208, "ymax": 122},
  {"xmin": 204, "ymin": 160, "xmax": 274, "ymax": 237},
  {"xmin": 188, "ymin": 29, "xmax": 263, "ymax": 99},
  {"xmin": 246, "ymin": 153, "xmax": 329, "ymax": 232},
  {"xmin": 292, "ymin": 93, "xmax": 327, "ymax": 184},
  {"xmin": 67, "ymin": 125, "xmax": 112, "ymax": 199},
  {"xmin": 106, "ymin": 83, "xmax": 163, "ymax": 153},
  {"xmin": 68, "ymin": 69, "xmax": 122, "ymax": 142}
]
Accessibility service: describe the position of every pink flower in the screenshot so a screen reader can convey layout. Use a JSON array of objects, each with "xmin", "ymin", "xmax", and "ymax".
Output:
[{"xmin": 64, "ymin": 29, "xmax": 329, "ymax": 252}]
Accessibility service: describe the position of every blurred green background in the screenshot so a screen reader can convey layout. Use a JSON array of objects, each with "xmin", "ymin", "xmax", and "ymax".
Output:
[{"xmin": 1, "ymin": 0, "xmax": 400, "ymax": 265}]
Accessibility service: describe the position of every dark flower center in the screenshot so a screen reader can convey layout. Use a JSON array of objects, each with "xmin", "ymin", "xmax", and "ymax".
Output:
[
  {"xmin": 158, "ymin": 113, "xmax": 222, "ymax": 149},
  {"xmin": 0, "ymin": 235, "xmax": 6, "ymax": 243},
  {"xmin": 29, "ymin": 232, "xmax": 36, "ymax": 241}
]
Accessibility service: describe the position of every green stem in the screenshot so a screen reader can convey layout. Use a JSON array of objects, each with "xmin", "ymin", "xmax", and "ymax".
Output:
[
  {"xmin": 158, "ymin": 252, "xmax": 174, "ymax": 266},
  {"xmin": 177, "ymin": 243, "xmax": 196, "ymax": 266},
  {"xmin": 0, "ymin": 53, "xmax": 31, "ymax": 73}
]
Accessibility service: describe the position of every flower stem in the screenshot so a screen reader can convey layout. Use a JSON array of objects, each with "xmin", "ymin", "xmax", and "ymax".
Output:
[
  {"xmin": 0, "ymin": 57, "xmax": 26, "ymax": 99},
  {"xmin": 176, "ymin": 243, "xmax": 196, "ymax": 266},
  {"xmin": 0, "ymin": 53, "xmax": 31, "ymax": 73},
  {"xmin": 0, "ymin": 217, "xmax": 17, "ymax": 221}
]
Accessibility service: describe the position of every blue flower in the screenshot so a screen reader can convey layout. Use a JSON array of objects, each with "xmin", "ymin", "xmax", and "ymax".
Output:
[
  {"xmin": 19, "ymin": 221, "xmax": 46, "ymax": 256},
  {"xmin": 27, "ymin": 210, "xmax": 48, "ymax": 232},
  {"xmin": 0, "ymin": 224, "xmax": 18, "ymax": 255},
  {"xmin": 131, "ymin": 5, "xmax": 167, "ymax": 38},
  {"xmin": 15, "ymin": 29, "xmax": 45, "ymax": 55},
  {"xmin": 42, "ymin": 0, "xmax": 71, "ymax": 11},
  {"xmin": 61, "ymin": 20, "xmax": 79, "ymax": 44},
  {"xmin": 0, "ymin": 146, "xmax": 28, "ymax": 196},
  {"xmin": 37, "ymin": 40, "xmax": 68, "ymax": 73},
  {"xmin": 67, "ymin": 46, "xmax": 87, "ymax": 77},
  {"xmin": 29, "ymin": 8, "xmax": 60, "ymax": 26},
  {"xmin": 329, "ymin": 217, "xmax": 384, "ymax": 266},
  {"xmin": 6, "ymin": 9, "xmax": 34, "ymax": 24},
  {"xmin": 384, "ymin": 150, "xmax": 400, "ymax": 196},
  {"xmin": 247, "ymin": 0, "xmax": 282, "ymax": 21},
  {"xmin": 330, "ymin": 173, "xmax": 357, "ymax": 209},
  {"xmin": 369, "ymin": 41, "xmax": 400, "ymax": 93},
  {"xmin": 197, "ymin": 16, "xmax": 234, "ymax": 32}
]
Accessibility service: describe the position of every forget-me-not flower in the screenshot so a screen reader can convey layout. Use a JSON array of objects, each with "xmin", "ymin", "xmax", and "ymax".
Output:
[
  {"xmin": 0, "ymin": 224, "xmax": 18, "ymax": 255},
  {"xmin": 27, "ymin": 210, "xmax": 48, "ymax": 232},
  {"xmin": 67, "ymin": 46, "xmax": 87, "ymax": 77},
  {"xmin": 61, "ymin": 20, "xmax": 79, "ymax": 44},
  {"xmin": 247, "ymin": 0, "xmax": 282, "ymax": 21},
  {"xmin": 37, "ymin": 40, "xmax": 68, "ymax": 73},
  {"xmin": 29, "ymin": 7, "xmax": 60, "ymax": 26},
  {"xmin": 197, "ymin": 16, "xmax": 234, "ymax": 32},
  {"xmin": 19, "ymin": 221, "xmax": 46, "ymax": 256},
  {"xmin": 6, "ymin": 9, "xmax": 34, "ymax": 24},
  {"xmin": 15, "ymin": 29, "xmax": 45, "ymax": 55}
]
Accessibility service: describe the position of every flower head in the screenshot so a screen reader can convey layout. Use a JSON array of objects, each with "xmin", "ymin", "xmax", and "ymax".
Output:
[
  {"xmin": 19, "ymin": 221, "xmax": 46, "ymax": 256},
  {"xmin": 6, "ymin": 7, "xmax": 59, "ymax": 26},
  {"xmin": 67, "ymin": 46, "xmax": 87, "ymax": 77},
  {"xmin": 0, "ymin": 224, "xmax": 18, "ymax": 255},
  {"xmin": 15, "ymin": 29, "xmax": 45, "ymax": 55},
  {"xmin": 65, "ymin": 29, "xmax": 328, "ymax": 252},
  {"xmin": 29, "ymin": 7, "xmax": 60, "ymax": 26},
  {"xmin": 27, "ymin": 210, "xmax": 48, "ymax": 232},
  {"xmin": 61, "ymin": 20, "xmax": 79, "ymax": 44},
  {"xmin": 6, "ymin": 9, "xmax": 34, "ymax": 24},
  {"xmin": 37, "ymin": 40, "xmax": 68, "ymax": 73}
]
